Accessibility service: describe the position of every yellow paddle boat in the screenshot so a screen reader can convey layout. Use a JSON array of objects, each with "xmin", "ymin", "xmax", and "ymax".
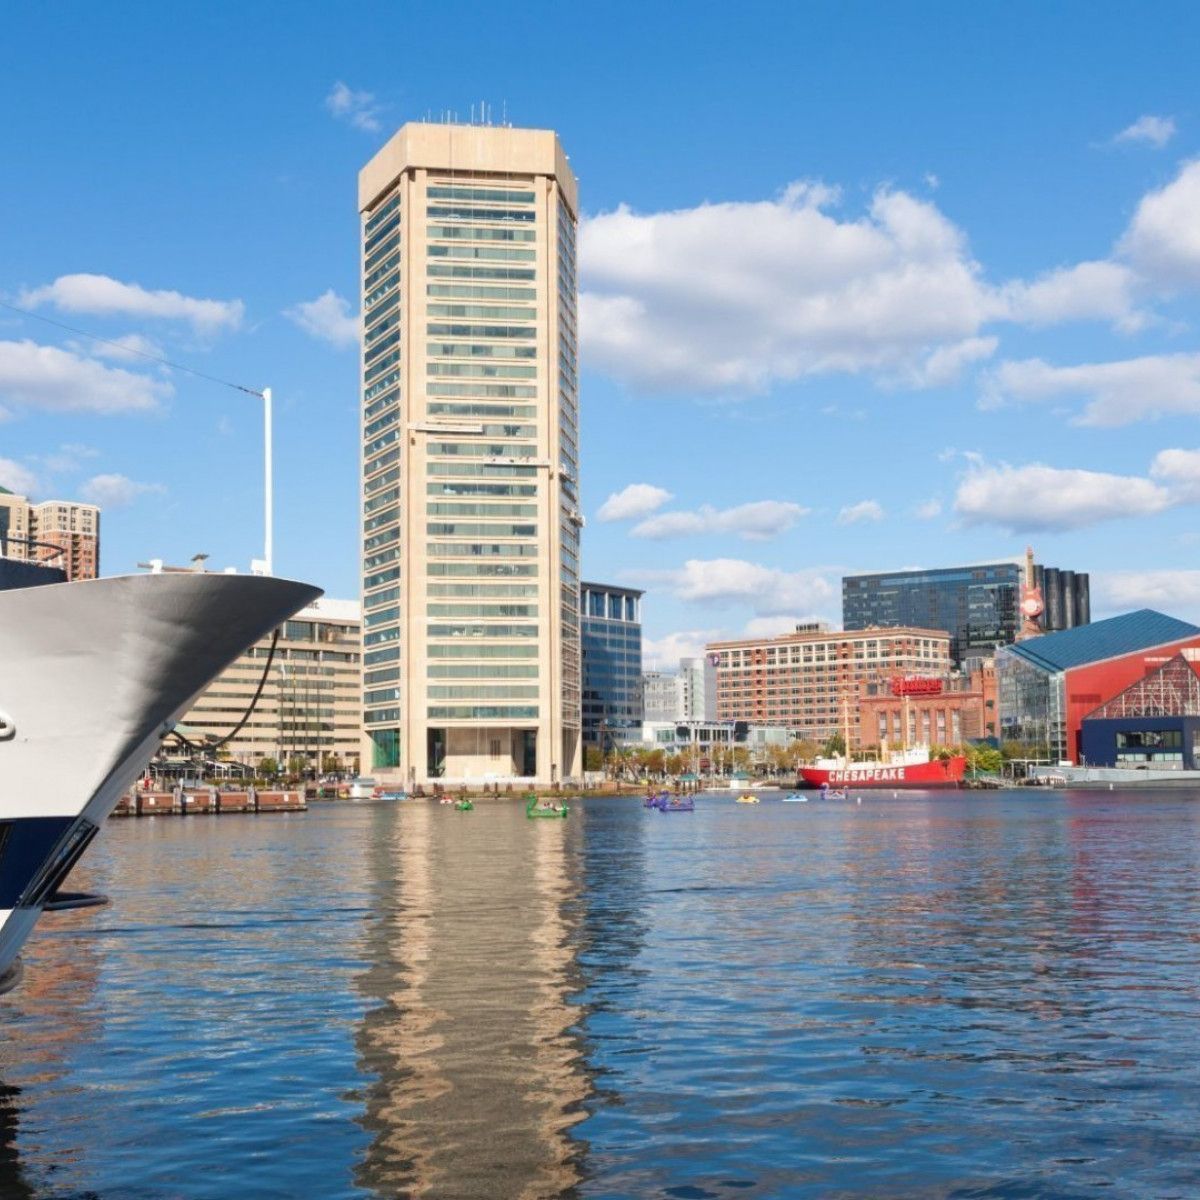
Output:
[{"xmin": 735, "ymin": 793, "xmax": 760, "ymax": 804}]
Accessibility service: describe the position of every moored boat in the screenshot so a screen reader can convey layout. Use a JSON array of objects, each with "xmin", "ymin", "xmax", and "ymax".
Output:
[
  {"xmin": 799, "ymin": 746, "xmax": 965, "ymax": 790},
  {"xmin": 0, "ymin": 570, "xmax": 320, "ymax": 992}
]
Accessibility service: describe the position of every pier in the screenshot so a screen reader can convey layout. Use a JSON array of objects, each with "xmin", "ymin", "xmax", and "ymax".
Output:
[{"xmin": 112, "ymin": 786, "xmax": 306, "ymax": 817}]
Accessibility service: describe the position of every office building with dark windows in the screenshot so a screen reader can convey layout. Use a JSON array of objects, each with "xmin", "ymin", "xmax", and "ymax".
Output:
[
  {"xmin": 580, "ymin": 581, "xmax": 643, "ymax": 753},
  {"xmin": 358, "ymin": 123, "xmax": 582, "ymax": 786},
  {"xmin": 843, "ymin": 559, "xmax": 1090, "ymax": 664}
]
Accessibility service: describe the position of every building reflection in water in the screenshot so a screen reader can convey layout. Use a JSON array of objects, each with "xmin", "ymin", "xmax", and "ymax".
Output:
[{"xmin": 354, "ymin": 802, "xmax": 593, "ymax": 1199}]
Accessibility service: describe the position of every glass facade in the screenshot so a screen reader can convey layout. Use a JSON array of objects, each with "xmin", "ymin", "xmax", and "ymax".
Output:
[
  {"xmin": 580, "ymin": 583, "xmax": 643, "ymax": 751},
  {"xmin": 995, "ymin": 644, "xmax": 1064, "ymax": 759},
  {"xmin": 843, "ymin": 561, "xmax": 1090, "ymax": 664}
]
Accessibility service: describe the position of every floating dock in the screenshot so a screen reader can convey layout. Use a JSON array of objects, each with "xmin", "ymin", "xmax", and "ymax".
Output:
[{"xmin": 112, "ymin": 787, "xmax": 306, "ymax": 817}]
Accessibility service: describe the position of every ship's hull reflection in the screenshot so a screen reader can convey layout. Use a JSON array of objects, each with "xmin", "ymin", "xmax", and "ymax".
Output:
[{"xmin": 354, "ymin": 802, "xmax": 591, "ymax": 1199}]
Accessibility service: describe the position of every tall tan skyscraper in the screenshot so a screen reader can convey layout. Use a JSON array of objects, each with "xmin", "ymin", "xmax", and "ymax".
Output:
[{"xmin": 358, "ymin": 123, "xmax": 582, "ymax": 786}]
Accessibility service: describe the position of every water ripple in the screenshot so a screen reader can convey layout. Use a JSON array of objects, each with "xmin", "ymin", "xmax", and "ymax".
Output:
[{"xmin": 0, "ymin": 794, "xmax": 1195, "ymax": 1197}]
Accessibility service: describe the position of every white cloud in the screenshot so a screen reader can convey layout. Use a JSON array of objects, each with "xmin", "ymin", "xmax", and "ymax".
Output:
[
  {"xmin": 904, "ymin": 335, "xmax": 999, "ymax": 387},
  {"xmin": 579, "ymin": 158, "xmax": 1200, "ymax": 402},
  {"xmin": 1096, "ymin": 569, "xmax": 1200, "ymax": 614},
  {"xmin": 740, "ymin": 615, "xmax": 816, "ymax": 638},
  {"xmin": 837, "ymin": 499, "xmax": 884, "ymax": 525},
  {"xmin": 0, "ymin": 339, "xmax": 170, "ymax": 415},
  {"xmin": 641, "ymin": 557, "xmax": 837, "ymax": 616},
  {"xmin": 914, "ymin": 498, "xmax": 942, "ymax": 520},
  {"xmin": 642, "ymin": 629, "xmax": 723, "ymax": 670},
  {"xmin": 580, "ymin": 184, "xmax": 1000, "ymax": 394},
  {"xmin": 596, "ymin": 483, "xmax": 673, "ymax": 522},
  {"xmin": 954, "ymin": 461, "xmax": 1171, "ymax": 532},
  {"xmin": 285, "ymin": 290, "xmax": 360, "ymax": 348},
  {"xmin": 1150, "ymin": 447, "xmax": 1200, "ymax": 501},
  {"xmin": 631, "ymin": 499, "xmax": 808, "ymax": 541},
  {"xmin": 325, "ymin": 82, "xmax": 382, "ymax": 132},
  {"xmin": 79, "ymin": 473, "xmax": 165, "ymax": 508},
  {"xmin": 981, "ymin": 353, "xmax": 1200, "ymax": 426},
  {"xmin": 20, "ymin": 274, "xmax": 243, "ymax": 335},
  {"xmin": 1119, "ymin": 160, "xmax": 1200, "ymax": 286},
  {"xmin": 0, "ymin": 458, "xmax": 38, "ymax": 496},
  {"xmin": 67, "ymin": 332, "xmax": 165, "ymax": 363},
  {"xmin": 1000, "ymin": 261, "xmax": 1145, "ymax": 331},
  {"xmin": 1112, "ymin": 114, "xmax": 1177, "ymax": 149},
  {"xmin": 34, "ymin": 442, "xmax": 99, "ymax": 474}
]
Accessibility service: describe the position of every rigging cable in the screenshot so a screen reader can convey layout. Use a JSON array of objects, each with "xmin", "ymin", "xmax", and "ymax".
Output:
[{"xmin": 0, "ymin": 299, "xmax": 263, "ymax": 397}]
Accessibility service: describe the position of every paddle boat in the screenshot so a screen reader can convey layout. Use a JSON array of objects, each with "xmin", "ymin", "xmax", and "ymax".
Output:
[
  {"xmin": 735, "ymin": 794, "xmax": 760, "ymax": 804},
  {"xmin": 377, "ymin": 789, "xmax": 409, "ymax": 801},
  {"xmin": 437, "ymin": 795, "xmax": 455, "ymax": 806},
  {"xmin": 659, "ymin": 794, "xmax": 694, "ymax": 812},
  {"xmin": 818, "ymin": 783, "xmax": 848, "ymax": 801},
  {"xmin": 455, "ymin": 799, "xmax": 474, "ymax": 811},
  {"xmin": 525, "ymin": 793, "xmax": 569, "ymax": 819},
  {"xmin": 644, "ymin": 790, "xmax": 668, "ymax": 809},
  {"xmin": 781, "ymin": 793, "xmax": 808, "ymax": 802}
]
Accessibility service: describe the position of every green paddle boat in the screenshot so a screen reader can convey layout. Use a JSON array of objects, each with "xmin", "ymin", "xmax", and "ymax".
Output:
[{"xmin": 525, "ymin": 793, "xmax": 568, "ymax": 819}]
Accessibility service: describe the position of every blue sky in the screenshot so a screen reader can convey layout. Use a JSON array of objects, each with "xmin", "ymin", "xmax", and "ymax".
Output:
[{"xmin": 3, "ymin": 2, "xmax": 1200, "ymax": 664}]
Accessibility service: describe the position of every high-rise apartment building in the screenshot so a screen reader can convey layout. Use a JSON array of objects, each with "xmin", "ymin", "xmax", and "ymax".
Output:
[
  {"xmin": 580, "ymin": 581, "xmax": 643, "ymax": 753},
  {"xmin": 358, "ymin": 123, "xmax": 582, "ymax": 785},
  {"xmin": 842, "ymin": 559, "xmax": 1090, "ymax": 664},
  {"xmin": 0, "ymin": 487, "xmax": 99, "ymax": 580},
  {"xmin": 707, "ymin": 623, "xmax": 952, "ymax": 748}
]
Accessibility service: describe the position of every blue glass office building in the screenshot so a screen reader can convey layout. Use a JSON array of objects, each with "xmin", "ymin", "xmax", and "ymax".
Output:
[
  {"xmin": 581, "ymin": 582, "xmax": 643, "ymax": 751},
  {"xmin": 843, "ymin": 560, "xmax": 1089, "ymax": 664}
]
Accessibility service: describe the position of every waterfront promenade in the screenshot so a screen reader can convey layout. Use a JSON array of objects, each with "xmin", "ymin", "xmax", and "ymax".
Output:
[{"xmin": 2, "ymin": 792, "xmax": 1198, "ymax": 1198}]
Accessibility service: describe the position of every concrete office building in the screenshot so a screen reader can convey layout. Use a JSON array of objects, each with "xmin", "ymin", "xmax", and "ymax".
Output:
[
  {"xmin": 843, "ymin": 558, "xmax": 1090, "ymax": 664},
  {"xmin": 580, "ymin": 581, "xmax": 643, "ymax": 752},
  {"xmin": 358, "ymin": 123, "xmax": 582, "ymax": 785},
  {"xmin": 182, "ymin": 597, "xmax": 363, "ymax": 775},
  {"xmin": 678, "ymin": 655, "xmax": 717, "ymax": 721},
  {"xmin": 642, "ymin": 671, "xmax": 681, "ymax": 723},
  {"xmin": 708, "ymin": 622, "xmax": 952, "ymax": 749},
  {"xmin": 0, "ymin": 487, "xmax": 99, "ymax": 580}
]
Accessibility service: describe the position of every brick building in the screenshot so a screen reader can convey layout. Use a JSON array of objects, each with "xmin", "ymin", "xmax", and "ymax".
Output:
[
  {"xmin": 858, "ymin": 662, "xmax": 998, "ymax": 749},
  {"xmin": 707, "ymin": 623, "xmax": 952, "ymax": 749},
  {"xmin": 0, "ymin": 488, "xmax": 100, "ymax": 580}
]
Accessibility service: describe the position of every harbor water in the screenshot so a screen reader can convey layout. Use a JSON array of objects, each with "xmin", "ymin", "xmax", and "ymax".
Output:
[{"xmin": 2, "ymin": 792, "xmax": 1199, "ymax": 1198}]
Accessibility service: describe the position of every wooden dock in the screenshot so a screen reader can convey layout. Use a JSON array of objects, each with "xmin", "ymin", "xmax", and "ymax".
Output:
[{"xmin": 112, "ymin": 787, "xmax": 306, "ymax": 817}]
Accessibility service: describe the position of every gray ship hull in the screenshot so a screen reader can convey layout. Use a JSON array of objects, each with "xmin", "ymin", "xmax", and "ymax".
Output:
[{"xmin": 0, "ymin": 572, "xmax": 320, "ymax": 985}]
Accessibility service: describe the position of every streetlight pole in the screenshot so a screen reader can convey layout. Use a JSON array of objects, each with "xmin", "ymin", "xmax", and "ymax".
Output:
[{"xmin": 262, "ymin": 386, "xmax": 273, "ymax": 576}]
